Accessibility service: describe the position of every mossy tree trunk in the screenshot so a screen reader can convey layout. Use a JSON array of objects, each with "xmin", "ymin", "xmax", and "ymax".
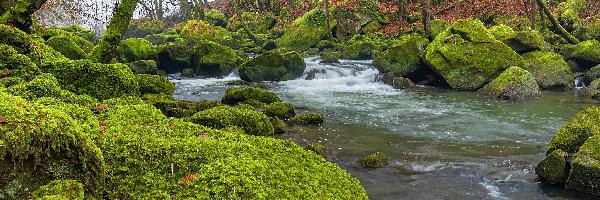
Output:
[
  {"xmin": 0, "ymin": 0, "xmax": 48, "ymax": 32},
  {"xmin": 89, "ymin": 0, "xmax": 138, "ymax": 63},
  {"xmin": 422, "ymin": 0, "xmax": 431, "ymax": 39},
  {"xmin": 324, "ymin": 0, "xmax": 331, "ymax": 39},
  {"xmin": 234, "ymin": 0, "xmax": 260, "ymax": 46},
  {"xmin": 535, "ymin": 0, "xmax": 580, "ymax": 44}
]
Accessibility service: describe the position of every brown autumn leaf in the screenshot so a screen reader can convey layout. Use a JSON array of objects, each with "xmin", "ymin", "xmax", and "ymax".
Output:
[
  {"xmin": 181, "ymin": 173, "xmax": 199, "ymax": 186},
  {"xmin": 0, "ymin": 116, "xmax": 6, "ymax": 123},
  {"xmin": 169, "ymin": 123, "xmax": 176, "ymax": 130},
  {"xmin": 95, "ymin": 104, "xmax": 109, "ymax": 113},
  {"xmin": 198, "ymin": 134, "xmax": 209, "ymax": 139}
]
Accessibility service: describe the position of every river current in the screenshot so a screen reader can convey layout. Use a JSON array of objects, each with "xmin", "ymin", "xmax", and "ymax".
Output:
[{"xmin": 170, "ymin": 58, "xmax": 598, "ymax": 199}]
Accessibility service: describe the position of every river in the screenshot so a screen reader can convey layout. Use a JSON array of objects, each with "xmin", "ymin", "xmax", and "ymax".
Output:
[{"xmin": 170, "ymin": 58, "xmax": 598, "ymax": 199}]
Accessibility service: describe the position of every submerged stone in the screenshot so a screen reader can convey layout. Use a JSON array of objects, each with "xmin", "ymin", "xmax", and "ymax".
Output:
[{"xmin": 289, "ymin": 113, "xmax": 325, "ymax": 125}]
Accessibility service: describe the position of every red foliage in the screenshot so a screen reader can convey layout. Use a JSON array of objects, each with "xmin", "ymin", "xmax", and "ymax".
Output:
[
  {"xmin": 0, "ymin": 115, "xmax": 5, "ymax": 124},
  {"xmin": 181, "ymin": 173, "xmax": 199, "ymax": 186}
]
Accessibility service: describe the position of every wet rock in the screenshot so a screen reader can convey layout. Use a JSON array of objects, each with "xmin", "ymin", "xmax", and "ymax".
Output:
[
  {"xmin": 566, "ymin": 134, "xmax": 600, "ymax": 195},
  {"xmin": 479, "ymin": 66, "xmax": 541, "ymax": 100},
  {"xmin": 288, "ymin": 113, "xmax": 325, "ymax": 125},
  {"xmin": 391, "ymin": 77, "xmax": 417, "ymax": 90},
  {"xmin": 522, "ymin": 51, "xmax": 574, "ymax": 90},
  {"xmin": 374, "ymin": 36, "xmax": 429, "ymax": 83},
  {"xmin": 535, "ymin": 149, "xmax": 569, "ymax": 184},
  {"xmin": 572, "ymin": 40, "xmax": 600, "ymax": 68},
  {"xmin": 126, "ymin": 60, "xmax": 159, "ymax": 75},
  {"xmin": 239, "ymin": 49, "xmax": 306, "ymax": 82},
  {"xmin": 357, "ymin": 152, "xmax": 389, "ymax": 168},
  {"xmin": 583, "ymin": 65, "xmax": 600, "ymax": 85},
  {"xmin": 320, "ymin": 52, "xmax": 341, "ymax": 64},
  {"xmin": 586, "ymin": 79, "xmax": 600, "ymax": 100}
]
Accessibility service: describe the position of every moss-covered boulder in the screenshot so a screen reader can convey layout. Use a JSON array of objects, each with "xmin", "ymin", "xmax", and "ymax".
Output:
[
  {"xmin": 41, "ymin": 60, "xmax": 139, "ymax": 100},
  {"xmin": 479, "ymin": 66, "xmax": 541, "ymax": 100},
  {"xmin": 124, "ymin": 18, "xmax": 165, "ymax": 39},
  {"xmin": 99, "ymin": 104, "xmax": 367, "ymax": 198},
  {"xmin": 522, "ymin": 51, "xmax": 574, "ymax": 89},
  {"xmin": 27, "ymin": 38, "xmax": 68, "ymax": 65},
  {"xmin": 205, "ymin": 9, "xmax": 228, "ymax": 28},
  {"xmin": 583, "ymin": 65, "xmax": 600, "ymax": 85},
  {"xmin": 535, "ymin": 149, "xmax": 569, "ymax": 184},
  {"xmin": 289, "ymin": 113, "xmax": 325, "ymax": 125},
  {"xmin": 239, "ymin": 50, "xmax": 305, "ymax": 82},
  {"xmin": 572, "ymin": 40, "xmax": 600, "ymax": 68},
  {"xmin": 221, "ymin": 87, "xmax": 281, "ymax": 105},
  {"xmin": 565, "ymin": 134, "xmax": 600, "ymax": 195},
  {"xmin": 270, "ymin": 116, "xmax": 287, "ymax": 134},
  {"xmin": 586, "ymin": 79, "xmax": 600, "ymax": 100},
  {"xmin": 42, "ymin": 29, "xmax": 95, "ymax": 54},
  {"xmin": 374, "ymin": 36, "xmax": 429, "ymax": 82},
  {"xmin": 341, "ymin": 35, "xmax": 378, "ymax": 60},
  {"xmin": 7, "ymin": 73, "xmax": 98, "ymax": 107},
  {"xmin": 0, "ymin": 24, "xmax": 32, "ymax": 54},
  {"xmin": 0, "ymin": 44, "xmax": 40, "ymax": 86},
  {"xmin": 60, "ymin": 25, "xmax": 99, "ymax": 44},
  {"xmin": 157, "ymin": 44, "xmax": 195, "ymax": 73},
  {"xmin": 181, "ymin": 20, "xmax": 231, "ymax": 44},
  {"xmin": 153, "ymin": 99, "xmax": 222, "ymax": 118},
  {"xmin": 0, "ymin": 93, "xmax": 104, "ymax": 199},
  {"xmin": 32, "ymin": 180, "xmax": 85, "ymax": 200},
  {"xmin": 424, "ymin": 19, "xmax": 524, "ymax": 90},
  {"xmin": 357, "ymin": 152, "xmax": 389, "ymax": 168},
  {"xmin": 188, "ymin": 106, "xmax": 274, "ymax": 136},
  {"xmin": 193, "ymin": 40, "xmax": 244, "ymax": 77},
  {"xmin": 117, "ymin": 38, "xmax": 158, "ymax": 63},
  {"xmin": 276, "ymin": 9, "xmax": 336, "ymax": 52},
  {"xmin": 46, "ymin": 35, "xmax": 87, "ymax": 60},
  {"xmin": 126, "ymin": 60, "xmax": 160, "ymax": 75},
  {"xmin": 547, "ymin": 106, "xmax": 600, "ymax": 155},
  {"xmin": 490, "ymin": 25, "xmax": 548, "ymax": 54},
  {"xmin": 430, "ymin": 19, "xmax": 449, "ymax": 39},
  {"xmin": 263, "ymin": 102, "xmax": 295, "ymax": 119},
  {"xmin": 320, "ymin": 52, "xmax": 341, "ymax": 64},
  {"xmin": 135, "ymin": 74, "xmax": 175, "ymax": 96}
]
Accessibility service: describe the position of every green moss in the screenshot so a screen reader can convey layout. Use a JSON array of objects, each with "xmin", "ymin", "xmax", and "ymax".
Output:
[
  {"xmin": 583, "ymin": 66, "xmax": 600, "ymax": 85},
  {"xmin": 424, "ymin": 19, "xmax": 524, "ymax": 90},
  {"xmin": 362, "ymin": 20, "xmax": 381, "ymax": 34},
  {"xmin": 565, "ymin": 134, "xmax": 600, "ymax": 195},
  {"xmin": 0, "ymin": 92, "xmax": 104, "ymax": 199},
  {"xmin": 124, "ymin": 18, "xmax": 165, "ymax": 39},
  {"xmin": 276, "ymin": 9, "xmax": 336, "ymax": 52},
  {"xmin": 342, "ymin": 39, "xmax": 376, "ymax": 60},
  {"xmin": 535, "ymin": 149, "xmax": 569, "ymax": 184},
  {"xmin": 270, "ymin": 116, "xmax": 287, "ymax": 134},
  {"xmin": 41, "ymin": 59, "xmax": 139, "ymax": 100},
  {"xmin": 205, "ymin": 9, "xmax": 228, "ymax": 28},
  {"xmin": 373, "ymin": 36, "xmax": 428, "ymax": 80},
  {"xmin": 60, "ymin": 25, "xmax": 99, "ymax": 44},
  {"xmin": 263, "ymin": 102, "xmax": 295, "ymax": 119},
  {"xmin": 227, "ymin": 12, "xmax": 276, "ymax": 34},
  {"xmin": 88, "ymin": 0, "xmax": 137, "ymax": 63},
  {"xmin": 304, "ymin": 143, "xmax": 326, "ymax": 158},
  {"xmin": 6, "ymin": 73, "xmax": 98, "ymax": 107},
  {"xmin": 156, "ymin": 44, "xmax": 195, "ymax": 73},
  {"xmin": 479, "ymin": 66, "xmax": 541, "ymax": 100},
  {"xmin": 188, "ymin": 106, "xmax": 274, "ymax": 136},
  {"xmin": 586, "ymin": 79, "xmax": 600, "ymax": 100},
  {"xmin": 239, "ymin": 50, "xmax": 306, "ymax": 82},
  {"xmin": 489, "ymin": 24, "xmax": 515, "ymax": 40},
  {"xmin": 99, "ymin": 103, "xmax": 367, "ymax": 198},
  {"xmin": 357, "ymin": 152, "xmax": 389, "ymax": 168},
  {"xmin": 181, "ymin": 20, "xmax": 231, "ymax": 44},
  {"xmin": 289, "ymin": 113, "xmax": 325, "ymax": 125},
  {"xmin": 547, "ymin": 106, "xmax": 600, "ymax": 154},
  {"xmin": 0, "ymin": 44, "xmax": 40, "ymax": 86},
  {"xmin": 429, "ymin": 19, "xmax": 449, "ymax": 40},
  {"xmin": 135, "ymin": 74, "xmax": 174, "ymax": 96},
  {"xmin": 193, "ymin": 40, "xmax": 244, "ymax": 77},
  {"xmin": 126, "ymin": 60, "xmax": 159, "ymax": 75},
  {"xmin": 27, "ymin": 38, "xmax": 68, "ymax": 65},
  {"xmin": 0, "ymin": 24, "xmax": 32, "ymax": 54},
  {"xmin": 572, "ymin": 40, "xmax": 600, "ymax": 67},
  {"xmin": 320, "ymin": 51, "xmax": 341, "ymax": 64},
  {"xmin": 221, "ymin": 87, "xmax": 281, "ymax": 105},
  {"xmin": 46, "ymin": 35, "xmax": 87, "ymax": 60},
  {"xmin": 522, "ymin": 51, "xmax": 574, "ymax": 89},
  {"xmin": 118, "ymin": 38, "xmax": 157, "ymax": 63},
  {"xmin": 153, "ymin": 99, "xmax": 222, "ymax": 118},
  {"xmin": 144, "ymin": 33, "xmax": 183, "ymax": 46},
  {"xmin": 32, "ymin": 180, "xmax": 84, "ymax": 200},
  {"xmin": 500, "ymin": 31, "xmax": 548, "ymax": 54}
]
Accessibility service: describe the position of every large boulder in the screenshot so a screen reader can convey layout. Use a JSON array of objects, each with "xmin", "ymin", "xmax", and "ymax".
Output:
[
  {"xmin": 157, "ymin": 44, "xmax": 195, "ymax": 74},
  {"xmin": 566, "ymin": 134, "xmax": 600, "ymax": 195},
  {"xmin": 547, "ymin": 106, "xmax": 600, "ymax": 155},
  {"xmin": 586, "ymin": 79, "xmax": 600, "ymax": 100},
  {"xmin": 239, "ymin": 50, "xmax": 306, "ymax": 82},
  {"xmin": 135, "ymin": 74, "xmax": 175, "ymax": 96},
  {"xmin": 490, "ymin": 25, "xmax": 548, "ymax": 54},
  {"xmin": 276, "ymin": 9, "xmax": 336, "ymax": 52},
  {"xmin": 424, "ymin": 19, "xmax": 524, "ymax": 90},
  {"xmin": 117, "ymin": 38, "xmax": 158, "ymax": 63},
  {"xmin": 572, "ymin": 40, "xmax": 600, "ymax": 68},
  {"xmin": 188, "ymin": 106, "xmax": 274, "ymax": 136},
  {"xmin": 535, "ymin": 149, "xmax": 569, "ymax": 184},
  {"xmin": 221, "ymin": 87, "xmax": 281, "ymax": 105},
  {"xmin": 522, "ymin": 51, "xmax": 574, "ymax": 89},
  {"xmin": 479, "ymin": 66, "xmax": 541, "ymax": 100},
  {"xmin": 583, "ymin": 65, "xmax": 600, "ymax": 85},
  {"xmin": 46, "ymin": 34, "xmax": 87, "ymax": 60},
  {"xmin": 373, "ymin": 36, "xmax": 430, "ymax": 83},
  {"xmin": 157, "ymin": 41, "xmax": 245, "ymax": 77}
]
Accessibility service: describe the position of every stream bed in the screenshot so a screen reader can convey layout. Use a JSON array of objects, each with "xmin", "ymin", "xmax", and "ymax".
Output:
[{"xmin": 170, "ymin": 58, "xmax": 598, "ymax": 199}]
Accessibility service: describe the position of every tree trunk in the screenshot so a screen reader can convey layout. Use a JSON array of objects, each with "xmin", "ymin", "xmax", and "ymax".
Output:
[
  {"xmin": 535, "ymin": 0, "xmax": 579, "ymax": 44},
  {"xmin": 454, "ymin": 0, "xmax": 460, "ymax": 20},
  {"xmin": 422, "ymin": 0, "xmax": 431, "ymax": 39},
  {"xmin": 529, "ymin": 0, "xmax": 536, "ymax": 29},
  {"xmin": 397, "ymin": 0, "xmax": 406, "ymax": 25},
  {"xmin": 235, "ymin": 0, "xmax": 259, "ymax": 46},
  {"xmin": 538, "ymin": 1, "xmax": 545, "ymax": 30},
  {"xmin": 89, "ymin": 0, "xmax": 138, "ymax": 63},
  {"xmin": 0, "ymin": 0, "xmax": 48, "ymax": 31},
  {"xmin": 324, "ymin": 0, "xmax": 331, "ymax": 39}
]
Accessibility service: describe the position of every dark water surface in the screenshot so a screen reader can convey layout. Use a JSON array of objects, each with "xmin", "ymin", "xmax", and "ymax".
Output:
[{"xmin": 171, "ymin": 58, "xmax": 598, "ymax": 199}]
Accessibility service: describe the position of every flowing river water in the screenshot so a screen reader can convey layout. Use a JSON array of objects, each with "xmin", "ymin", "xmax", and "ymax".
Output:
[{"xmin": 170, "ymin": 58, "xmax": 598, "ymax": 199}]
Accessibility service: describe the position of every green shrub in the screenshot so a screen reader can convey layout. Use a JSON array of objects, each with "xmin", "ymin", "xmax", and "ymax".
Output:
[
  {"xmin": 221, "ymin": 87, "xmax": 281, "ymax": 105},
  {"xmin": 135, "ymin": 74, "xmax": 175, "ymax": 96},
  {"xmin": 188, "ymin": 106, "xmax": 274, "ymax": 136},
  {"xmin": 357, "ymin": 152, "xmax": 389, "ymax": 168},
  {"xmin": 263, "ymin": 102, "xmax": 295, "ymax": 119},
  {"xmin": 32, "ymin": 180, "xmax": 84, "ymax": 200},
  {"xmin": 289, "ymin": 113, "xmax": 325, "ymax": 125}
]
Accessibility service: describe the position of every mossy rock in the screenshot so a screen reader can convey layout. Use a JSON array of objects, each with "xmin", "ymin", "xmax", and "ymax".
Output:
[
  {"xmin": 572, "ymin": 40, "xmax": 600, "ymax": 68},
  {"xmin": 117, "ymin": 38, "xmax": 158, "ymax": 63},
  {"xmin": 574, "ymin": 20, "xmax": 600, "ymax": 42},
  {"xmin": 263, "ymin": 102, "xmax": 295, "ymax": 119},
  {"xmin": 489, "ymin": 24, "xmax": 515, "ymax": 40},
  {"xmin": 565, "ymin": 134, "xmax": 600, "ymax": 195},
  {"xmin": 424, "ymin": 19, "xmax": 524, "ymax": 90},
  {"xmin": 522, "ymin": 51, "xmax": 574, "ymax": 89},
  {"xmin": 547, "ymin": 106, "xmax": 600, "ymax": 155},
  {"xmin": 42, "ymin": 29, "xmax": 94, "ymax": 54},
  {"xmin": 46, "ymin": 35, "xmax": 87, "ymax": 60},
  {"xmin": 181, "ymin": 20, "xmax": 231, "ymax": 44},
  {"xmin": 374, "ymin": 36, "xmax": 429, "ymax": 82},
  {"xmin": 0, "ymin": 44, "xmax": 41, "ymax": 86},
  {"xmin": 32, "ymin": 180, "xmax": 84, "ymax": 200},
  {"xmin": 289, "ymin": 113, "xmax": 325, "ymax": 125},
  {"xmin": 59, "ymin": 25, "xmax": 99, "ymax": 44},
  {"xmin": 276, "ymin": 9, "xmax": 336, "ymax": 52},
  {"xmin": 144, "ymin": 33, "xmax": 183, "ymax": 46},
  {"xmin": 239, "ymin": 50, "xmax": 306, "ymax": 82},
  {"xmin": 0, "ymin": 93, "xmax": 104, "ymax": 199},
  {"xmin": 535, "ymin": 149, "xmax": 569, "ymax": 184},
  {"xmin": 188, "ymin": 106, "xmax": 274, "ymax": 136},
  {"xmin": 320, "ymin": 52, "xmax": 341, "ymax": 64},
  {"xmin": 479, "ymin": 66, "xmax": 541, "ymax": 100},
  {"xmin": 357, "ymin": 152, "xmax": 389, "ymax": 168},
  {"xmin": 126, "ymin": 60, "xmax": 159, "ymax": 75},
  {"xmin": 583, "ymin": 65, "xmax": 600, "ymax": 85},
  {"xmin": 0, "ymin": 24, "xmax": 32, "ymax": 54},
  {"xmin": 304, "ymin": 143, "xmax": 326, "ymax": 158},
  {"xmin": 27, "ymin": 38, "xmax": 68, "ymax": 65},
  {"xmin": 429, "ymin": 19, "xmax": 449, "ymax": 40},
  {"xmin": 491, "ymin": 26, "xmax": 548, "ymax": 54},
  {"xmin": 205, "ymin": 9, "xmax": 228, "ymax": 28},
  {"xmin": 221, "ymin": 87, "xmax": 281, "ymax": 105},
  {"xmin": 157, "ymin": 44, "xmax": 195, "ymax": 74},
  {"xmin": 135, "ymin": 74, "xmax": 175, "ymax": 96},
  {"xmin": 99, "ymin": 104, "xmax": 367, "ymax": 198},
  {"xmin": 271, "ymin": 116, "xmax": 287, "ymax": 134},
  {"xmin": 41, "ymin": 60, "xmax": 139, "ymax": 100},
  {"xmin": 153, "ymin": 99, "xmax": 222, "ymax": 118},
  {"xmin": 586, "ymin": 79, "xmax": 600, "ymax": 100},
  {"xmin": 390, "ymin": 76, "xmax": 417, "ymax": 89},
  {"xmin": 193, "ymin": 40, "xmax": 244, "ymax": 77},
  {"xmin": 7, "ymin": 73, "xmax": 99, "ymax": 107}
]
